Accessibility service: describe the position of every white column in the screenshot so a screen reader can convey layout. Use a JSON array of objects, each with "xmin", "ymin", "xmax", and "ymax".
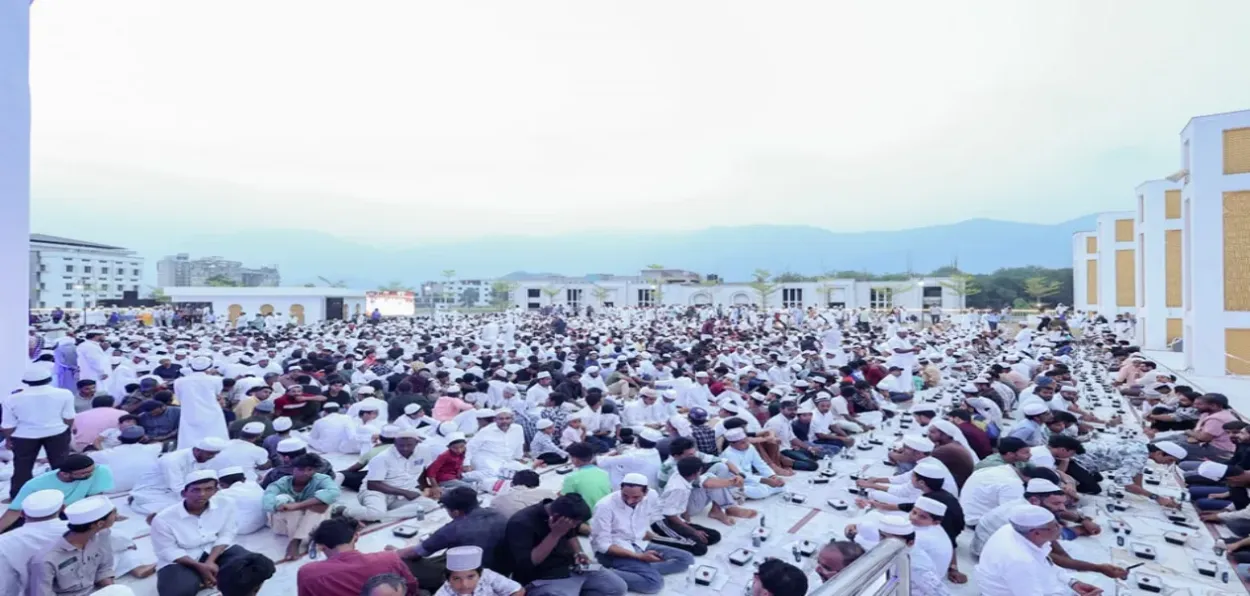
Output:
[{"xmin": 0, "ymin": 0, "xmax": 31, "ymax": 391}]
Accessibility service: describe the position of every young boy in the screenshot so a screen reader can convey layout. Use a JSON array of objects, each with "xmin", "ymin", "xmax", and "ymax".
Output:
[
  {"xmin": 530, "ymin": 419, "xmax": 569, "ymax": 465},
  {"xmin": 436, "ymin": 546, "xmax": 523, "ymax": 596},
  {"xmin": 560, "ymin": 415, "xmax": 585, "ymax": 448},
  {"xmin": 426, "ymin": 434, "xmax": 474, "ymax": 491}
]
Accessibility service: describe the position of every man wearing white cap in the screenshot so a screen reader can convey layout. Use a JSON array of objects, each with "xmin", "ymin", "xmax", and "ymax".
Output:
[
  {"xmin": 909, "ymin": 496, "xmax": 953, "ymax": 584},
  {"xmin": 437, "ymin": 545, "xmax": 524, "ymax": 596},
  {"xmin": 345, "ymin": 431, "xmax": 432, "ymax": 523},
  {"xmin": 217, "ymin": 467, "xmax": 267, "ymax": 535},
  {"xmin": 589, "ymin": 473, "xmax": 695, "ymax": 593},
  {"xmin": 28, "ymin": 496, "xmax": 119, "ymax": 595},
  {"xmin": 129, "ymin": 437, "xmax": 225, "ymax": 515},
  {"xmin": 394, "ymin": 402, "xmax": 435, "ymax": 434},
  {"xmin": 0, "ymin": 490, "xmax": 67, "ymax": 596},
  {"xmin": 722, "ymin": 428, "xmax": 787, "ymax": 499},
  {"xmin": 623, "ymin": 389, "xmax": 669, "ymax": 432},
  {"xmin": 1066, "ymin": 438, "xmax": 1185, "ymax": 506},
  {"xmin": 206, "ymin": 423, "xmax": 272, "ymax": 481},
  {"xmin": 1006, "ymin": 402, "xmax": 1051, "ymax": 447},
  {"xmin": 307, "ymin": 400, "xmax": 358, "ymax": 454},
  {"xmin": 172, "ymin": 355, "xmax": 227, "ymax": 451},
  {"xmin": 261, "ymin": 453, "xmax": 340, "ymax": 562},
  {"xmin": 465, "ymin": 410, "xmax": 526, "ymax": 480},
  {"xmin": 874, "ymin": 514, "xmax": 950, "ymax": 596},
  {"xmin": 150, "ymin": 470, "xmax": 261, "ymax": 596},
  {"xmin": 3, "ymin": 365, "xmax": 76, "ymax": 500},
  {"xmin": 975, "ymin": 504, "xmax": 1104, "ymax": 596}
]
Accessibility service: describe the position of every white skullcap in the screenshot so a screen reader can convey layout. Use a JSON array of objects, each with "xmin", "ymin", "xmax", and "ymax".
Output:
[
  {"xmin": 878, "ymin": 514, "xmax": 915, "ymax": 536},
  {"xmin": 960, "ymin": 383, "xmax": 979, "ymax": 393},
  {"xmin": 1198, "ymin": 461, "xmax": 1229, "ymax": 481},
  {"xmin": 404, "ymin": 403, "xmax": 421, "ymax": 415},
  {"xmin": 446, "ymin": 545, "xmax": 484, "ymax": 572},
  {"xmin": 219, "ymin": 466, "xmax": 245, "ymax": 478},
  {"xmin": 1025, "ymin": 478, "xmax": 1061, "ymax": 494},
  {"xmin": 814, "ymin": 391, "xmax": 832, "ymax": 402},
  {"xmin": 724, "ymin": 428, "xmax": 748, "ymax": 442},
  {"xmin": 357, "ymin": 386, "xmax": 375, "ymax": 395},
  {"xmin": 719, "ymin": 401, "xmax": 741, "ymax": 414},
  {"xmin": 621, "ymin": 472, "xmax": 649, "ymax": 486},
  {"xmin": 914, "ymin": 459, "xmax": 947, "ymax": 480},
  {"xmin": 189, "ymin": 355, "xmax": 213, "ymax": 371},
  {"xmin": 196, "ymin": 437, "xmax": 227, "ymax": 452},
  {"xmin": 64, "ymin": 496, "xmax": 115, "ymax": 525},
  {"xmin": 911, "ymin": 404, "xmax": 937, "ymax": 415},
  {"xmin": 241, "ymin": 422, "xmax": 266, "ymax": 435},
  {"xmin": 381, "ymin": 425, "xmax": 400, "ymax": 439},
  {"xmin": 397, "ymin": 430, "xmax": 424, "ymax": 439},
  {"xmin": 183, "ymin": 469, "xmax": 218, "ymax": 487},
  {"xmin": 494, "ymin": 369, "xmax": 509, "ymax": 378},
  {"xmin": 536, "ymin": 419, "xmax": 554, "ymax": 430},
  {"xmin": 358, "ymin": 402, "xmax": 380, "ymax": 413},
  {"xmin": 914, "ymin": 496, "xmax": 947, "ymax": 517},
  {"xmin": 929, "ymin": 419, "xmax": 959, "ymax": 441},
  {"xmin": 1008, "ymin": 504, "xmax": 1055, "ymax": 529},
  {"xmin": 22, "ymin": 489, "xmax": 65, "ymax": 517},
  {"xmin": 446, "ymin": 385, "xmax": 461, "ymax": 394},
  {"xmin": 438, "ymin": 421, "xmax": 458, "ymax": 436},
  {"xmin": 1029, "ymin": 446, "xmax": 1055, "ymax": 468},
  {"xmin": 21, "ymin": 365, "xmax": 52, "ymax": 383},
  {"xmin": 322, "ymin": 401, "xmax": 341, "ymax": 410},
  {"xmin": 695, "ymin": 371, "xmax": 709, "ymax": 378},
  {"xmin": 797, "ymin": 402, "xmax": 817, "ymax": 415},
  {"xmin": 902, "ymin": 435, "xmax": 934, "ymax": 453},
  {"xmin": 89, "ymin": 586, "xmax": 135, "ymax": 596},
  {"xmin": 277, "ymin": 438, "xmax": 307, "ymax": 453},
  {"xmin": 586, "ymin": 366, "xmax": 600, "ymax": 373},
  {"xmin": 1021, "ymin": 402, "xmax": 1049, "ymax": 416},
  {"xmin": 639, "ymin": 428, "xmax": 664, "ymax": 442},
  {"xmin": 1154, "ymin": 441, "xmax": 1187, "ymax": 460},
  {"xmin": 536, "ymin": 371, "xmax": 551, "ymax": 380},
  {"xmin": 272, "ymin": 417, "xmax": 294, "ymax": 431},
  {"xmin": 853, "ymin": 520, "xmax": 880, "ymax": 549},
  {"xmin": 474, "ymin": 408, "xmax": 497, "ymax": 419},
  {"xmin": 445, "ymin": 432, "xmax": 467, "ymax": 443}
]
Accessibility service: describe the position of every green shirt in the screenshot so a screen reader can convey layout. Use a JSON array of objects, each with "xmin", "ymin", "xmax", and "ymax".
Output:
[
  {"xmin": 561, "ymin": 465, "xmax": 611, "ymax": 507},
  {"xmin": 10, "ymin": 465, "xmax": 114, "ymax": 511},
  {"xmin": 973, "ymin": 453, "xmax": 1005, "ymax": 470}
]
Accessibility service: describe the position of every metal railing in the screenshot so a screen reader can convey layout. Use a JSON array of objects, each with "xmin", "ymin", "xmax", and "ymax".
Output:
[{"xmin": 809, "ymin": 539, "xmax": 910, "ymax": 596}]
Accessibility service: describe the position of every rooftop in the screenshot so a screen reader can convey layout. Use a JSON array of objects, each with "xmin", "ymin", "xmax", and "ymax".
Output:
[{"xmin": 30, "ymin": 233, "xmax": 128, "ymax": 251}]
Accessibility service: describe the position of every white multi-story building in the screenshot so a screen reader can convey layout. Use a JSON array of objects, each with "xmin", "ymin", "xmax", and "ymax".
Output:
[
  {"xmin": 1133, "ymin": 179, "xmax": 1185, "ymax": 350},
  {"xmin": 1092, "ymin": 211, "xmax": 1137, "ymax": 316},
  {"xmin": 1071, "ymin": 231, "xmax": 1099, "ymax": 313},
  {"xmin": 421, "ymin": 279, "xmax": 496, "ymax": 307},
  {"xmin": 157, "ymin": 253, "xmax": 280, "ymax": 287},
  {"xmin": 510, "ymin": 272, "xmax": 965, "ymax": 312},
  {"xmin": 28, "ymin": 234, "xmax": 145, "ymax": 309}
]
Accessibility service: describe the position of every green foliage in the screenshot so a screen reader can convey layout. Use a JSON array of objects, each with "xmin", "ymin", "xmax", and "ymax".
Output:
[
  {"xmin": 146, "ymin": 287, "xmax": 171, "ymax": 304},
  {"xmin": 962, "ymin": 266, "xmax": 1073, "ymax": 310},
  {"xmin": 939, "ymin": 272, "xmax": 981, "ymax": 299},
  {"xmin": 461, "ymin": 287, "xmax": 480, "ymax": 307},
  {"xmin": 491, "ymin": 281, "xmax": 518, "ymax": 306},
  {"xmin": 749, "ymin": 269, "xmax": 779, "ymax": 308},
  {"xmin": 590, "ymin": 285, "xmax": 611, "ymax": 304},
  {"xmin": 377, "ymin": 280, "xmax": 414, "ymax": 292},
  {"xmin": 204, "ymin": 275, "xmax": 241, "ymax": 287},
  {"xmin": 773, "ymin": 272, "xmax": 817, "ymax": 283},
  {"xmin": 646, "ymin": 264, "xmax": 665, "ymax": 270}
]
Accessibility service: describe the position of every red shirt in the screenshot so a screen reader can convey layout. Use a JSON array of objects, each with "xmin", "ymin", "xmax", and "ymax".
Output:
[
  {"xmin": 274, "ymin": 394, "xmax": 310, "ymax": 417},
  {"xmin": 863, "ymin": 365, "xmax": 887, "ymax": 388},
  {"xmin": 297, "ymin": 550, "xmax": 418, "ymax": 596},
  {"xmin": 956, "ymin": 421, "xmax": 993, "ymax": 459},
  {"xmin": 427, "ymin": 450, "xmax": 465, "ymax": 483}
]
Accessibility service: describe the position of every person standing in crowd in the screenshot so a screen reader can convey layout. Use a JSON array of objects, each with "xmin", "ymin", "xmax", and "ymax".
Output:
[{"xmin": 3, "ymin": 366, "xmax": 76, "ymax": 499}]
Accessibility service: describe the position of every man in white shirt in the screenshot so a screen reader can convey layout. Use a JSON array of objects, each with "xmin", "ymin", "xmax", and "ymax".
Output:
[
  {"xmin": 589, "ymin": 473, "xmax": 695, "ymax": 593},
  {"xmin": 677, "ymin": 373, "xmax": 713, "ymax": 410},
  {"xmin": 75, "ymin": 331, "xmax": 111, "ymax": 383},
  {"xmin": 307, "ymin": 402, "xmax": 358, "ymax": 454},
  {"xmin": 885, "ymin": 329, "xmax": 920, "ymax": 377},
  {"xmin": 205, "ymin": 423, "xmax": 271, "ymax": 481},
  {"xmin": 0, "ymin": 490, "xmax": 67, "ymax": 596},
  {"xmin": 525, "ymin": 372, "xmax": 554, "ymax": 409},
  {"xmin": 2, "ymin": 366, "xmax": 76, "ymax": 499},
  {"xmin": 130, "ymin": 437, "xmax": 226, "ymax": 515},
  {"xmin": 875, "ymin": 366, "xmax": 914, "ymax": 403},
  {"xmin": 89, "ymin": 425, "xmax": 162, "ymax": 492},
  {"xmin": 465, "ymin": 411, "xmax": 526, "ymax": 479},
  {"xmin": 217, "ymin": 467, "xmax": 267, "ymax": 535},
  {"xmin": 345, "ymin": 432, "xmax": 432, "ymax": 522},
  {"xmin": 150, "ymin": 470, "xmax": 264, "ymax": 596},
  {"xmin": 623, "ymin": 389, "xmax": 668, "ymax": 431},
  {"xmin": 976, "ymin": 505, "xmax": 1103, "ymax": 596}
]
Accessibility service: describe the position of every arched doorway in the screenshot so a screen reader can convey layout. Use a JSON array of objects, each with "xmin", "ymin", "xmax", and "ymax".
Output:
[
  {"xmin": 259, "ymin": 304, "xmax": 274, "ymax": 316},
  {"xmin": 690, "ymin": 292, "xmax": 713, "ymax": 306},
  {"xmin": 290, "ymin": 304, "xmax": 305, "ymax": 325},
  {"xmin": 227, "ymin": 304, "xmax": 243, "ymax": 323},
  {"xmin": 731, "ymin": 292, "xmax": 751, "ymax": 305}
]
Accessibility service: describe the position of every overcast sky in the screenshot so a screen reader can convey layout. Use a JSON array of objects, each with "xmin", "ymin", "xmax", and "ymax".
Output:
[{"xmin": 28, "ymin": 0, "xmax": 1250, "ymax": 246}]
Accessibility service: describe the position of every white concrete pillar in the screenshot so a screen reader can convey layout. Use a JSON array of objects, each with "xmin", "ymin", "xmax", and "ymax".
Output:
[
  {"xmin": 1134, "ymin": 180, "xmax": 1184, "ymax": 351},
  {"xmin": 1095, "ymin": 211, "xmax": 1137, "ymax": 316},
  {"xmin": 0, "ymin": 0, "xmax": 31, "ymax": 391}
]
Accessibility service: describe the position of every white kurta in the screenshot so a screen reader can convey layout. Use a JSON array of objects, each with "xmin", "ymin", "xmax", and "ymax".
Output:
[
  {"xmin": 174, "ymin": 372, "xmax": 227, "ymax": 450},
  {"xmin": 75, "ymin": 342, "xmax": 111, "ymax": 382},
  {"xmin": 0, "ymin": 519, "xmax": 69, "ymax": 596},
  {"xmin": 974, "ymin": 524, "xmax": 1071, "ymax": 596}
]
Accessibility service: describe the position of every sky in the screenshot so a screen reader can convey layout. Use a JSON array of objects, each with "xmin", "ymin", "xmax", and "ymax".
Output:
[{"xmin": 28, "ymin": 0, "xmax": 1250, "ymax": 248}]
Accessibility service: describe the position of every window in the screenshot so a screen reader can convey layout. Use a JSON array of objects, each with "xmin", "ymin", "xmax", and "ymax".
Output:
[
  {"xmin": 65, "ymin": 265, "xmax": 73, "ymax": 272},
  {"xmin": 101, "ymin": 284, "xmax": 109, "ymax": 291},
  {"xmin": 637, "ymin": 288, "xmax": 656, "ymax": 307},
  {"xmin": 132, "ymin": 269, "xmax": 140, "ymax": 276},
  {"xmin": 870, "ymin": 287, "xmax": 893, "ymax": 309},
  {"xmin": 603, "ymin": 302, "xmax": 615, "ymax": 308},
  {"xmin": 83, "ymin": 266, "xmax": 92, "ymax": 273},
  {"xmin": 922, "ymin": 285, "xmax": 942, "ymax": 307},
  {"xmin": 566, "ymin": 288, "xmax": 583, "ymax": 310},
  {"xmin": 527, "ymin": 288, "xmax": 541, "ymax": 299},
  {"xmin": 39, "ymin": 302, "xmax": 45, "ymax": 308},
  {"xmin": 527, "ymin": 302, "xmax": 541, "ymax": 310},
  {"xmin": 101, "ymin": 267, "xmax": 109, "ymax": 274},
  {"xmin": 65, "ymin": 301, "xmax": 73, "ymax": 308},
  {"xmin": 65, "ymin": 283, "xmax": 73, "ymax": 290},
  {"xmin": 782, "ymin": 288, "xmax": 803, "ymax": 308}
]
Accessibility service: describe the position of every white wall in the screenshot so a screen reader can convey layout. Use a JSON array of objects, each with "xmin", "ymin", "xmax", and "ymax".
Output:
[
  {"xmin": 1135, "ymin": 179, "xmax": 1184, "ymax": 349},
  {"xmin": 32, "ymin": 247, "xmax": 144, "ymax": 308},
  {"xmin": 1095, "ymin": 210, "xmax": 1137, "ymax": 315},
  {"xmin": 1181, "ymin": 109, "xmax": 1250, "ymax": 375},
  {"xmin": 164, "ymin": 289, "xmax": 368, "ymax": 325},
  {"xmin": 1071, "ymin": 232, "xmax": 1096, "ymax": 312},
  {"xmin": 1, "ymin": 1, "xmax": 30, "ymax": 392}
]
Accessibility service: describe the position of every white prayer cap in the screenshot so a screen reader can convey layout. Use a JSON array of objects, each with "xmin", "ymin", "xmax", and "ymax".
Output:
[
  {"xmin": 446, "ymin": 545, "xmax": 484, "ymax": 572},
  {"xmin": 445, "ymin": 432, "xmax": 467, "ymax": 443},
  {"xmin": 814, "ymin": 391, "xmax": 832, "ymax": 402},
  {"xmin": 189, "ymin": 355, "xmax": 213, "ymax": 371},
  {"xmin": 404, "ymin": 403, "xmax": 421, "ymax": 415},
  {"xmin": 1021, "ymin": 402, "xmax": 1049, "ymax": 416},
  {"xmin": 1154, "ymin": 441, "xmax": 1187, "ymax": 460},
  {"xmin": 474, "ymin": 408, "xmax": 497, "ymax": 419},
  {"xmin": 536, "ymin": 371, "xmax": 551, "ymax": 380},
  {"xmin": 219, "ymin": 466, "xmax": 246, "ymax": 478},
  {"xmin": 853, "ymin": 521, "xmax": 880, "ymax": 549},
  {"xmin": 536, "ymin": 419, "xmax": 554, "ymax": 430},
  {"xmin": 89, "ymin": 586, "xmax": 135, "ymax": 596},
  {"xmin": 878, "ymin": 514, "xmax": 915, "ymax": 537},
  {"xmin": 586, "ymin": 366, "xmax": 600, "ymax": 373},
  {"xmin": 64, "ymin": 496, "xmax": 115, "ymax": 525},
  {"xmin": 719, "ymin": 401, "xmax": 741, "ymax": 414},
  {"xmin": 1059, "ymin": 385, "xmax": 1079, "ymax": 394},
  {"xmin": 910, "ymin": 404, "xmax": 937, "ymax": 415},
  {"xmin": 196, "ymin": 437, "xmax": 227, "ymax": 452},
  {"xmin": 797, "ymin": 402, "xmax": 817, "ymax": 415},
  {"xmin": 183, "ymin": 469, "xmax": 218, "ymax": 487},
  {"xmin": 902, "ymin": 435, "xmax": 934, "ymax": 453},
  {"xmin": 322, "ymin": 401, "xmax": 341, "ymax": 410},
  {"xmin": 277, "ymin": 438, "xmax": 307, "ymax": 454},
  {"xmin": 914, "ymin": 496, "xmax": 947, "ymax": 517},
  {"xmin": 960, "ymin": 383, "xmax": 979, "ymax": 393},
  {"xmin": 22, "ymin": 489, "xmax": 65, "ymax": 517},
  {"xmin": 1198, "ymin": 461, "xmax": 1229, "ymax": 481},
  {"xmin": 1029, "ymin": 446, "xmax": 1055, "ymax": 468},
  {"xmin": 695, "ymin": 371, "xmax": 709, "ymax": 378},
  {"xmin": 397, "ymin": 429, "xmax": 424, "ymax": 440},
  {"xmin": 381, "ymin": 425, "xmax": 400, "ymax": 439},
  {"xmin": 359, "ymin": 402, "xmax": 380, "ymax": 413},
  {"xmin": 913, "ymin": 460, "xmax": 947, "ymax": 480},
  {"xmin": 21, "ymin": 365, "xmax": 52, "ymax": 383},
  {"xmin": 1025, "ymin": 478, "xmax": 1062, "ymax": 494},
  {"xmin": 357, "ymin": 386, "xmax": 376, "ymax": 395},
  {"xmin": 241, "ymin": 422, "xmax": 266, "ymax": 435},
  {"xmin": 446, "ymin": 385, "xmax": 461, "ymax": 394},
  {"xmin": 639, "ymin": 428, "xmax": 664, "ymax": 442},
  {"xmin": 272, "ymin": 417, "xmax": 294, "ymax": 431},
  {"xmin": 438, "ymin": 421, "xmax": 458, "ymax": 436},
  {"xmin": 929, "ymin": 419, "xmax": 960, "ymax": 441},
  {"xmin": 621, "ymin": 472, "xmax": 649, "ymax": 486},
  {"xmin": 724, "ymin": 428, "xmax": 748, "ymax": 442},
  {"xmin": 494, "ymin": 369, "xmax": 509, "ymax": 378},
  {"xmin": 1008, "ymin": 504, "xmax": 1055, "ymax": 529}
]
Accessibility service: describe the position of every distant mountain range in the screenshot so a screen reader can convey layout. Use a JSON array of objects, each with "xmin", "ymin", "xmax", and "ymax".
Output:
[{"xmin": 143, "ymin": 215, "xmax": 1096, "ymax": 288}]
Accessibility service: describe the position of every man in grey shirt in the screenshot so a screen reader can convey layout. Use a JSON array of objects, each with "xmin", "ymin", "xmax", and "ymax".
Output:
[{"xmin": 29, "ymin": 496, "xmax": 117, "ymax": 595}]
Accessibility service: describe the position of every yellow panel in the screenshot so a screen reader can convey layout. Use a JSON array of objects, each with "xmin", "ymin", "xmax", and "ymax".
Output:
[
  {"xmin": 1086, "ymin": 236, "xmax": 1097, "ymax": 254},
  {"xmin": 1224, "ymin": 127, "xmax": 1250, "ymax": 175},
  {"xmin": 227, "ymin": 304, "xmax": 243, "ymax": 323},
  {"xmin": 1226, "ymin": 329, "xmax": 1250, "ymax": 375},
  {"xmin": 290, "ymin": 304, "xmax": 305, "ymax": 325},
  {"xmin": 1115, "ymin": 219, "xmax": 1134, "ymax": 242},
  {"xmin": 1166, "ymin": 318, "xmax": 1183, "ymax": 345},
  {"xmin": 1086, "ymin": 259, "xmax": 1098, "ymax": 305},
  {"xmin": 1115, "ymin": 249, "xmax": 1135, "ymax": 307},
  {"xmin": 1165, "ymin": 230, "xmax": 1182, "ymax": 307},
  {"xmin": 1165, "ymin": 190, "xmax": 1182, "ymax": 219},
  {"xmin": 1224, "ymin": 192, "xmax": 1250, "ymax": 311},
  {"xmin": 1138, "ymin": 233, "xmax": 1145, "ymax": 306},
  {"xmin": 259, "ymin": 304, "xmax": 274, "ymax": 315}
]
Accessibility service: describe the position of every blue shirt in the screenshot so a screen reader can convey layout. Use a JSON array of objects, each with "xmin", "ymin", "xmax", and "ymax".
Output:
[
  {"xmin": 10, "ymin": 465, "xmax": 114, "ymax": 510},
  {"xmin": 1006, "ymin": 419, "xmax": 1045, "ymax": 447}
]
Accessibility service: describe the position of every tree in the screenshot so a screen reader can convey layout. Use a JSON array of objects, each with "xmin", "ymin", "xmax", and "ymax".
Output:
[
  {"xmin": 490, "ymin": 281, "xmax": 518, "ymax": 307},
  {"xmin": 748, "ymin": 269, "xmax": 779, "ymax": 308},
  {"xmin": 646, "ymin": 264, "xmax": 666, "ymax": 270},
  {"xmin": 591, "ymin": 285, "xmax": 611, "ymax": 305},
  {"xmin": 440, "ymin": 270, "xmax": 457, "ymax": 304},
  {"xmin": 938, "ymin": 272, "xmax": 980, "ymax": 311},
  {"xmin": 205, "ymin": 275, "xmax": 241, "ymax": 287},
  {"xmin": 1023, "ymin": 276, "xmax": 1062, "ymax": 307},
  {"xmin": 145, "ymin": 286, "xmax": 171, "ymax": 304},
  {"xmin": 377, "ymin": 281, "xmax": 414, "ymax": 292},
  {"xmin": 773, "ymin": 272, "xmax": 815, "ymax": 283},
  {"xmin": 541, "ymin": 285, "xmax": 563, "ymax": 305},
  {"xmin": 316, "ymin": 276, "xmax": 347, "ymax": 288},
  {"xmin": 461, "ymin": 288, "xmax": 480, "ymax": 307}
]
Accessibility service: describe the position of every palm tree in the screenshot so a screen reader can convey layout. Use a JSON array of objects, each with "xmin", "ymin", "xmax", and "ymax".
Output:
[
  {"xmin": 938, "ymin": 272, "xmax": 979, "ymax": 312},
  {"xmin": 377, "ymin": 281, "xmax": 414, "ymax": 292},
  {"xmin": 748, "ymin": 269, "xmax": 779, "ymax": 308},
  {"xmin": 316, "ymin": 276, "xmax": 347, "ymax": 288},
  {"xmin": 591, "ymin": 285, "xmax": 611, "ymax": 305},
  {"xmin": 490, "ymin": 281, "xmax": 518, "ymax": 308},
  {"xmin": 541, "ymin": 285, "xmax": 564, "ymax": 305},
  {"xmin": 1023, "ymin": 276, "xmax": 1062, "ymax": 308}
]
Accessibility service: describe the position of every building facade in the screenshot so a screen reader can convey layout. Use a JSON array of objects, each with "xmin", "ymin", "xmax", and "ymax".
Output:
[
  {"xmin": 157, "ymin": 254, "xmax": 280, "ymax": 287},
  {"xmin": 1071, "ymin": 231, "xmax": 1099, "ymax": 313},
  {"xmin": 28, "ymin": 234, "xmax": 145, "ymax": 309},
  {"xmin": 161, "ymin": 287, "xmax": 367, "ymax": 325},
  {"xmin": 1134, "ymin": 179, "xmax": 1185, "ymax": 350},
  {"xmin": 510, "ymin": 276, "xmax": 964, "ymax": 311},
  {"xmin": 1094, "ymin": 211, "xmax": 1137, "ymax": 316},
  {"xmin": 422, "ymin": 279, "xmax": 495, "ymax": 307}
]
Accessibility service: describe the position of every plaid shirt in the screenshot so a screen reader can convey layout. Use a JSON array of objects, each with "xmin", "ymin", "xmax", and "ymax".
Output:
[
  {"xmin": 541, "ymin": 407, "xmax": 569, "ymax": 436},
  {"xmin": 690, "ymin": 424, "xmax": 718, "ymax": 455},
  {"xmin": 1073, "ymin": 438, "xmax": 1149, "ymax": 486}
]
